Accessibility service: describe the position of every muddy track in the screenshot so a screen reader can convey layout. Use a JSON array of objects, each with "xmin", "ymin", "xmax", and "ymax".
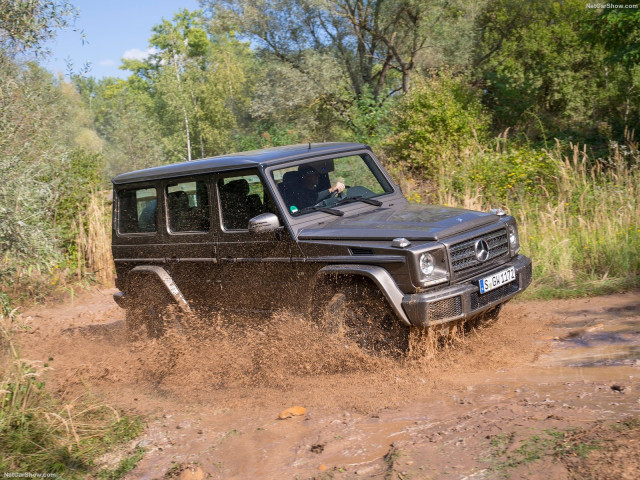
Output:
[{"xmin": 15, "ymin": 289, "xmax": 640, "ymax": 479}]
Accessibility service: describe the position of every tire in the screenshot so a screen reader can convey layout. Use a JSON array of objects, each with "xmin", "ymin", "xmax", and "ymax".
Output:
[
  {"xmin": 124, "ymin": 276, "xmax": 174, "ymax": 339},
  {"xmin": 316, "ymin": 280, "xmax": 410, "ymax": 357},
  {"xmin": 463, "ymin": 304, "xmax": 503, "ymax": 334}
]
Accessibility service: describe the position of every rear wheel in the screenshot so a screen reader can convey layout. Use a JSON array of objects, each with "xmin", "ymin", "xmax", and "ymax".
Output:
[
  {"xmin": 125, "ymin": 276, "xmax": 175, "ymax": 339},
  {"xmin": 315, "ymin": 280, "xmax": 410, "ymax": 357}
]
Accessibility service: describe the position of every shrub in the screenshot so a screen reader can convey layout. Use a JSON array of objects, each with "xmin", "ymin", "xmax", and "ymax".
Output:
[
  {"xmin": 457, "ymin": 147, "xmax": 561, "ymax": 204},
  {"xmin": 387, "ymin": 72, "xmax": 491, "ymax": 175}
]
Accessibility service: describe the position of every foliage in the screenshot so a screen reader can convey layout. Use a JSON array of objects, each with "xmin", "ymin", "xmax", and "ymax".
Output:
[
  {"xmin": 0, "ymin": 0, "xmax": 78, "ymax": 57},
  {"xmin": 473, "ymin": 0, "xmax": 640, "ymax": 143},
  {"xmin": 454, "ymin": 147, "xmax": 560, "ymax": 203},
  {"xmin": 0, "ymin": 57, "xmax": 105, "ymax": 311},
  {"xmin": 387, "ymin": 72, "xmax": 491, "ymax": 174},
  {"xmin": 2, "ymin": 0, "xmax": 640, "ymax": 311},
  {"xmin": 515, "ymin": 142, "xmax": 640, "ymax": 298}
]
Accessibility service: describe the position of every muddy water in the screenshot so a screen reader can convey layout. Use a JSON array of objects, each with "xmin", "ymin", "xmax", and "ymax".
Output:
[{"xmin": 16, "ymin": 289, "xmax": 640, "ymax": 479}]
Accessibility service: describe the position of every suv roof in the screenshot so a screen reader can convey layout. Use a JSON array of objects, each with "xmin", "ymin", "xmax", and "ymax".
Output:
[{"xmin": 111, "ymin": 142, "xmax": 369, "ymax": 185}]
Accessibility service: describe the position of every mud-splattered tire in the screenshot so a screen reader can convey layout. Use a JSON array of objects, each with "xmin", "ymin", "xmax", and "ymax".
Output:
[
  {"xmin": 317, "ymin": 281, "xmax": 410, "ymax": 357},
  {"xmin": 125, "ymin": 277, "xmax": 174, "ymax": 339}
]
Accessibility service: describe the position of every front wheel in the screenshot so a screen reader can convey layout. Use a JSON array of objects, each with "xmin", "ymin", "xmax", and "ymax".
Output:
[{"xmin": 316, "ymin": 281, "xmax": 410, "ymax": 357}]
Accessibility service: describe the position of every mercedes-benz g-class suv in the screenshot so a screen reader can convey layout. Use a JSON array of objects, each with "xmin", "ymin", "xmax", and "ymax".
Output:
[{"xmin": 112, "ymin": 143, "xmax": 532, "ymax": 354}]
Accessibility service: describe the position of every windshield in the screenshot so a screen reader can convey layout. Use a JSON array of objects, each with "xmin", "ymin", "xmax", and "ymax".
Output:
[{"xmin": 271, "ymin": 153, "xmax": 394, "ymax": 216}]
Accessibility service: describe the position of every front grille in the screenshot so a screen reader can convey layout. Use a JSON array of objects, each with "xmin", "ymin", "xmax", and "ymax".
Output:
[
  {"xmin": 428, "ymin": 296, "xmax": 463, "ymax": 321},
  {"xmin": 470, "ymin": 274, "xmax": 520, "ymax": 310},
  {"xmin": 449, "ymin": 228, "xmax": 509, "ymax": 273}
]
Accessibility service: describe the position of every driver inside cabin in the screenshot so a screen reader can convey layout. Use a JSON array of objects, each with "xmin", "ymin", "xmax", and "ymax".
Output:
[{"xmin": 283, "ymin": 165, "xmax": 345, "ymax": 210}]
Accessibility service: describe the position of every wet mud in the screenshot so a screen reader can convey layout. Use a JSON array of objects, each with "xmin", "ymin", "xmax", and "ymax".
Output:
[{"xmin": 15, "ymin": 288, "xmax": 640, "ymax": 479}]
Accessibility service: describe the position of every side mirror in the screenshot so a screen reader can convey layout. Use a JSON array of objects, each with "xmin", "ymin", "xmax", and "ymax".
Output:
[{"xmin": 248, "ymin": 213, "xmax": 282, "ymax": 234}]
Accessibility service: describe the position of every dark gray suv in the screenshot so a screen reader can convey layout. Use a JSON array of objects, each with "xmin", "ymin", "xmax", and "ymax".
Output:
[{"xmin": 112, "ymin": 143, "xmax": 532, "ymax": 354}]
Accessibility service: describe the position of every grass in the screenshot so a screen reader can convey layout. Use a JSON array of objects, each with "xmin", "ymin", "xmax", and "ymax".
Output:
[
  {"xmin": 486, "ymin": 419, "xmax": 640, "ymax": 477},
  {"xmin": 97, "ymin": 447, "xmax": 145, "ymax": 480},
  {"xmin": 514, "ymin": 142, "xmax": 640, "ymax": 298},
  {"xmin": 0, "ymin": 312, "xmax": 143, "ymax": 477},
  {"xmin": 1, "ymin": 190, "xmax": 113, "ymax": 316},
  {"xmin": 486, "ymin": 427, "xmax": 601, "ymax": 475}
]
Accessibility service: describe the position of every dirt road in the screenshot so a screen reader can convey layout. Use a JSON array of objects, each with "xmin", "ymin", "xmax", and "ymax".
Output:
[{"xmin": 15, "ymin": 289, "xmax": 640, "ymax": 479}]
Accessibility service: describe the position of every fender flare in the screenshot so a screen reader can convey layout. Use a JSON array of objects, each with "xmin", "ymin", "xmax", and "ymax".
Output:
[
  {"xmin": 314, "ymin": 264, "xmax": 411, "ymax": 327},
  {"xmin": 128, "ymin": 266, "xmax": 191, "ymax": 313}
]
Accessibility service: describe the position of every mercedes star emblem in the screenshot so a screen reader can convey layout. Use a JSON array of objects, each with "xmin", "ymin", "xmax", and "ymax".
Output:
[{"xmin": 474, "ymin": 239, "xmax": 490, "ymax": 262}]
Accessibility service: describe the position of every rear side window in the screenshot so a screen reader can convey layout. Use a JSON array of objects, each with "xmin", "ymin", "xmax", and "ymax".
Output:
[
  {"xmin": 166, "ymin": 180, "xmax": 210, "ymax": 232},
  {"xmin": 118, "ymin": 187, "xmax": 157, "ymax": 234}
]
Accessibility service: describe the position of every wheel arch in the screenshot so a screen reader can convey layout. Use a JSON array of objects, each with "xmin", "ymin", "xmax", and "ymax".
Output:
[
  {"xmin": 126, "ymin": 265, "xmax": 191, "ymax": 313},
  {"xmin": 312, "ymin": 264, "xmax": 411, "ymax": 327}
]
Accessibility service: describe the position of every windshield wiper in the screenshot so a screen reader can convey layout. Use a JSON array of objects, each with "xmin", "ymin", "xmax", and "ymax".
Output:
[
  {"xmin": 296, "ymin": 205, "xmax": 344, "ymax": 216},
  {"xmin": 335, "ymin": 196, "xmax": 383, "ymax": 207}
]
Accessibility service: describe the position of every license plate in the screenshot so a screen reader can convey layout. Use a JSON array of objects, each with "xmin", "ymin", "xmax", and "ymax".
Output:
[{"xmin": 479, "ymin": 267, "xmax": 516, "ymax": 294}]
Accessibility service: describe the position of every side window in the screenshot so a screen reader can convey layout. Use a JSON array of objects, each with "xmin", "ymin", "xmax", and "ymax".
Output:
[
  {"xmin": 218, "ymin": 172, "xmax": 273, "ymax": 231},
  {"xmin": 118, "ymin": 187, "xmax": 157, "ymax": 234},
  {"xmin": 166, "ymin": 180, "xmax": 210, "ymax": 233}
]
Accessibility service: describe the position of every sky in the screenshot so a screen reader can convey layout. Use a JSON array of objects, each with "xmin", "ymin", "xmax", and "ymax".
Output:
[{"xmin": 42, "ymin": 0, "xmax": 200, "ymax": 79}]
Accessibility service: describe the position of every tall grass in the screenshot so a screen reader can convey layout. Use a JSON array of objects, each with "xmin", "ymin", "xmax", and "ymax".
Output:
[
  {"xmin": 515, "ymin": 142, "xmax": 639, "ymax": 297},
  {"xmin": 1, "ymin": 190, "xmax": 113, "ymax": 314},
  {"xmin": 75, "ymin": 190, "xmax": 114, "ymax": 285},
  {"xmin": 0, "ymin": 313, "xmax": 141, "ymax": 475},
  {"xmin": 394, "ymin": 137, "xmax": 640, "ymax": 298}
]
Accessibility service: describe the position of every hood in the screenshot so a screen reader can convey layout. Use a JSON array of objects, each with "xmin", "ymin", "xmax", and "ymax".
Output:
[{"xmin": 297, "ymin": 204, "xmax": 500, "ymax": 241}]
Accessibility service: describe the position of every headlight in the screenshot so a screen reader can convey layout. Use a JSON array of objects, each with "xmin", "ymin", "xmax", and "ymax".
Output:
[
  {"xmin": 508, "ymin": 224, "xmax": 520, "ymax": 254},
  {"xmin": 420, "ymin": 253, "xmax": 435, "ymax": 276},
  {"xmin": 415, "ymin": 248, "xmax": 449, "ymax": 288}
]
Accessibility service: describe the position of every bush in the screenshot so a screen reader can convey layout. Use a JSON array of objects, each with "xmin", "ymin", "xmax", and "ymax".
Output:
[
  {"xmin": 387, "ymin": 72, "xmax": 491, "ymax": 175},
  {"xmin": 457, "ymin": 147, "xmax": 561, "ymax": 203}
]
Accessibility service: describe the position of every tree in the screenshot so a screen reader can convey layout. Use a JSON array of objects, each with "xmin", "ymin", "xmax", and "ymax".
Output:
[
  {"xmin": 204, "ymin": 0, "xmax": 480, "ymax": 123},
  {"xmin": 121, "ymin": 9, "xmax": 250, "ymax": 161},
  {"xmin": 472, "ymin": 0, "xmax": 639, "ymax": 142},
  {"xmin": 589, "ymin": 8, "xmax": 640, "ymax": 129},
  {"xmin": 0, "ymin": 0, "xmax": 78, "ymax": 57}
]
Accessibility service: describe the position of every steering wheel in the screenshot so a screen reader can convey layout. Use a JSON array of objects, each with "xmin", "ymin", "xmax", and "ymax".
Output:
[
  {"xmin": 313, "ymin": 185, "xmax": 352, "ymax": 207},
  {"xmin": 329, "ymin": 187, "xmax": 348, "ymax": 200}
]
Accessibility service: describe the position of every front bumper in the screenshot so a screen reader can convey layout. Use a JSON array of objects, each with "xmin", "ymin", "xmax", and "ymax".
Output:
[{"xmin": 402, "ymin": 254, "xmax": 532, "ymax": 327}]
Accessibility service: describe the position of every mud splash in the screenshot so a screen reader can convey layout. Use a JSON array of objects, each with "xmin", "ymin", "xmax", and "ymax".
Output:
[{"xmin": 23, "ymin": 294, "xmax": 552, "ymax": 418}]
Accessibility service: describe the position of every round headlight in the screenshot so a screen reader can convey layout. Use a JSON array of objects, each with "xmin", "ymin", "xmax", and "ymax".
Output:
[{"xmin": 420, "ymin": 253, "xmax": 435, "ymax": 276}]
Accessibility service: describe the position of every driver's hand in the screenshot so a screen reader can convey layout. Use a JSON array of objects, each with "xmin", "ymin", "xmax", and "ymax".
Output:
[{"xmin": 330, "ymin": 182, "xmax": 346, "ymax": 194}]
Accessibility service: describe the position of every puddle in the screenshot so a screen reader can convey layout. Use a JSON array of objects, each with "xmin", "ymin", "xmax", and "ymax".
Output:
[{"xmin": 540, "ymin": 299, "xmax": 640, "ymax": 368}]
